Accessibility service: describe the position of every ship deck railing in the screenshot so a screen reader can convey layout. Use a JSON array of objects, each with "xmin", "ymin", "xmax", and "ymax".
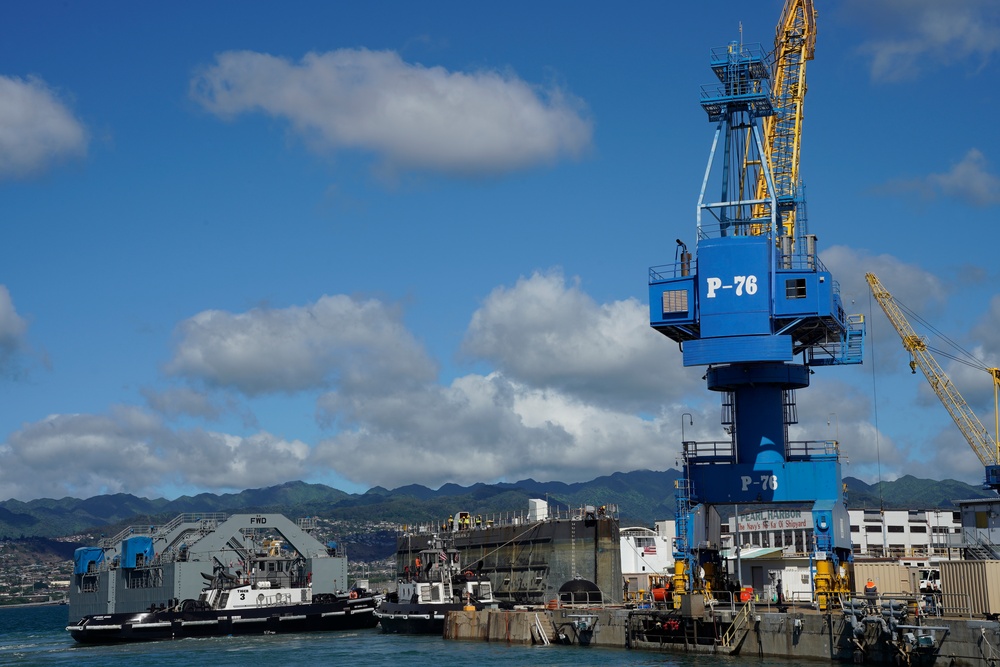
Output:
[
  {"xmin": 100, "ymin": 512, "xmax": 230, "ymax": 549},
  {"xmin": 399, "ymin": 503, "xmax": 620, "ymax": 536}
]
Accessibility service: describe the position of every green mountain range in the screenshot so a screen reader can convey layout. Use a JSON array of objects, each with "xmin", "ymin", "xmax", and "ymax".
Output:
[{"xmin": 1, "ymin": 470, "xmax": 993, "ymax": 544}]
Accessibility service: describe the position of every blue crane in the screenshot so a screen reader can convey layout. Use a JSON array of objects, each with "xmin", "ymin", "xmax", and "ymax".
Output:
[{"xmin": 648, "ymin": 22, "xmax": 864, "ymax": 609}]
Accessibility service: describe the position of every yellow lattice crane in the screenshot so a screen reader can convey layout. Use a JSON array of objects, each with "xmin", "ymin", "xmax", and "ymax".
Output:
[
  {"xmin": 752, "ymin": 0, "xmax": 816, "ymax": 243},
  {"xmin": 866, "ymin": 272, "xmax": 1000, "ymax": 489}
]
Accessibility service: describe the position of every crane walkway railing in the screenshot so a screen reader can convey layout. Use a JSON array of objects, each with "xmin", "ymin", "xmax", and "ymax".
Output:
[
  {"xmin": 683, "ymin": 440, "xmax": 735, "ymax": 464},
  {"xmin": 649, "ymin": 260, "xmax": 697, "ymax": 282},
  {"xmin": 684, "ymin": 439, "xmax": 840, "ymax": 464}
]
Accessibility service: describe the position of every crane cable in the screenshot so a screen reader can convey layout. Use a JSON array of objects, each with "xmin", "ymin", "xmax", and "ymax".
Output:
[
  {"xmin": 866, "ymin": 289, "xmax": 886, "ymax": 516},
  {"xmin": 877, "ymin": 287, "xmax": 1000, "ymax": 468},
  {"xmin": 891, "ymin": 294, "xmax": 990, "ymax": 372}
]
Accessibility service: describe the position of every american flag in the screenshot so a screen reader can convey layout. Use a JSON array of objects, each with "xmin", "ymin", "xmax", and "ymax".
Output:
[
  {"xmin": 643, "ymin": 545, "xmax": 657, "ymax": 555},
  {"xmin": 439, "ymin": 551, "xmax": 447, "ymax": 561}
]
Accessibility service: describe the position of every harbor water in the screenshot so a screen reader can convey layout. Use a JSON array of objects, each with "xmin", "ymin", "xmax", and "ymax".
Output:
[{"xmin": 2, "ymin": 605, "xmax": 822, "ymax": 666}]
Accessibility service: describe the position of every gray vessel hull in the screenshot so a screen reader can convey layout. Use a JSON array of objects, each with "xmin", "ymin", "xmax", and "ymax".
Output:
[{"xmin": 395, "ymin": 515, "xmax": 620, "ymax": 605}]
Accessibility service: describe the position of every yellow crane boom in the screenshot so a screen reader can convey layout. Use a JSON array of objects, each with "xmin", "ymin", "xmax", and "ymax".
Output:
[
  {"xmin": 753, "ymin": 0, "xmax": 816, "ymax": 242},
  {"xmin": 866, "ymin": 272, "xmax": 1000, "ymax": 488}
]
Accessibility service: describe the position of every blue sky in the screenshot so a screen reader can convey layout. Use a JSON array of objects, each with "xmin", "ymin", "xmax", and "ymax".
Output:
[{"xmin": 2, "ymin": 1, "xmax": 1000, "ymax": 501}]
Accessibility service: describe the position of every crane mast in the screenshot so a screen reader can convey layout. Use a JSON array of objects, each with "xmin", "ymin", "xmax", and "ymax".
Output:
[{"xmin": 865, "ymin": 272, "xmax": 1000, "ymax": 489}]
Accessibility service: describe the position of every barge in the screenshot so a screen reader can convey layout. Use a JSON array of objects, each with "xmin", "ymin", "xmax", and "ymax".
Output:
[{"xmin": 67, "ymin": 512, "xmax": 377, "ymax": 642}]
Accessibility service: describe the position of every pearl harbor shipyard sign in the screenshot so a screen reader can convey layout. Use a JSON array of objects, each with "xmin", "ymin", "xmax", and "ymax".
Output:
[{"xmin": 737, "ymin": 509, "xmax": 811, "ymax": 533}]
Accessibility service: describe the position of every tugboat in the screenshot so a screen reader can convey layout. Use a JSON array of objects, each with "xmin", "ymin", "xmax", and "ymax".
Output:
[
  {"xmin": 376, "ymin": 536, "xmax": 498, "ymax": 634},
  {"xmin": 67, "ymin": 513, "xmax": 379, "ymax": 643}
]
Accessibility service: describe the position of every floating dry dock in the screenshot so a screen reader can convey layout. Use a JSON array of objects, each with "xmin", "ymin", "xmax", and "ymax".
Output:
[
  {"xmin": 444, "ymin": 594, "xmax": 1000, "ymax": 666},
  {"xmin": 395, "ymin": 502, "xmax": 621, "ymax": 606}
]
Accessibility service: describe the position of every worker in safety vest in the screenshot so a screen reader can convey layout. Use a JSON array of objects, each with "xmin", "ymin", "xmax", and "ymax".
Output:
[{"xmin": 864, "ymin": 578, "xmax": 877, "ymax": 599}]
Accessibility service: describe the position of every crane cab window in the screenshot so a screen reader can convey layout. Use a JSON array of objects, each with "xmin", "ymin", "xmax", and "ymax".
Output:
[{"xmin": 785, "ymin": 278, "xmax": 806, "ymax": 299}]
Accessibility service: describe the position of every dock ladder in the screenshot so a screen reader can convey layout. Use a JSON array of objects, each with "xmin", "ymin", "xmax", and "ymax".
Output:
[
  {"xmin": 719, "ymin": 600, "xmax": 755, "ymax": 653},
  {"xmin": 533, "ymin": 613, "xmax": 551, "ymax": 645}
]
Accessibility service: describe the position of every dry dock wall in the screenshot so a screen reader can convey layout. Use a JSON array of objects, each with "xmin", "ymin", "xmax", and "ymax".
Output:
[{"xmin": 444, "ymin": 608, "xmax": 1000, "ymax": 666}]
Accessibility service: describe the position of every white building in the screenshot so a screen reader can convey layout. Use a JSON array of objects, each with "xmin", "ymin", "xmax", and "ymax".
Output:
[
  {"xmin": 849, "ymin": 508, "xmax": 962, "ymax": 562},
  {"xmin": 720, "ymin": 507, "xmax": 963, "ymax": 563},
  {"xmin": 620, "ymin": 520, "xmax": 674, "ymax": 601}
]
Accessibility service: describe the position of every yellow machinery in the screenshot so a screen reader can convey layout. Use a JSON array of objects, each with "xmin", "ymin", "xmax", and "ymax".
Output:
[{"xmin": 866, "ymin": 272, "xmax": 1000, "ymax": 489}]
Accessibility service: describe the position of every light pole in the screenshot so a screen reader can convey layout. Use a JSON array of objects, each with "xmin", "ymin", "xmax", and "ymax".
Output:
[
  {"xmin": 682, "ymin": 412, "xmax": 693, "ymax": 443},
  {"xmin": 735, "ymin": 502, "xmax": 742, "ymax": 588},
  {"xmin": 679, "ymin": 411, "xmax": 694, "ymax": 593},
  {"xmin": 933, "ymin": 509, "xmax": 940, "ymax": 557}
]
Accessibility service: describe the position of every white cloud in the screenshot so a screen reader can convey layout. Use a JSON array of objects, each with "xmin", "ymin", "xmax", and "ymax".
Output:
[
  {"xmin": 3, "ymin": 272, "xmax": 708, "ymax": 497},
  {"xmin": 973, "ymin": 295, "xmax": 1000, "ymax": 353},
  {"xmin": 312, "ymin": 272, "xmax": 706, "ymax": 488},
  {"xmin": 0, "ymin": 75, "xmax": 87, "ymax": 178},
  {"xmin": 873, "ymin": 149, "xmax": 1000, "ymax": 207},
  {"xmin": 0, "ymin": 285, "xmax": 29, "ymax": 376},
  {"xmin": 141, "ymin": 386, "xmax": 224, "ymax": 420},
  {"xmin": 821, "ymin": 246, "xmax": 947, "ymax": 353},
  {"xmin": 791, "ymin": 377, "xmax": 906, "ymax": 483},
  {"xmin": 0, "ymin": 407, "xmax": 311, "ymax": 500},
  {"xmin": 166, "ymin": 295, "xmax": 437, "ymax": 396},
  {"xmin": 853, "ymin": 0, "xmax": 1000, "ymax": 82},
  {"xmin": 13, "ymin": 255, "xmax": 988, "ymax": 499},
  {"xmin": 462, "ymin": 271, "xmax": 701, "ymax": 412},
  {"xmin": 926, "ymin": 150, "xmax": 1000, "ymax": 207},
  {"xmin": 190, "ymin": 49, "xmax": 592, "ymax": 176},
  {"xmin": 313, "ymin": 372, "xmax": 676, "ymax": 489}
]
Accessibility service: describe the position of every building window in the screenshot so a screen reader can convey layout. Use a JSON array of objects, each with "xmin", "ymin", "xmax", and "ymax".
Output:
[
  {"xmin": 850, "ymin": 525, "xmax": 859, "ymax": 533},
  {"xmin": 865, "ymin": 525, "xmax": 882, "ymax": 533},
  {"xmin": 785, "ymin": 278, "xmax": 806, "ymax": 299},
  {"xmin": 887, "ymin": 525, "xmax": 904, "ymax": 533},
  {"xmin": 910, "ymin": 525, "xmax": 927, "ymax": 533}
]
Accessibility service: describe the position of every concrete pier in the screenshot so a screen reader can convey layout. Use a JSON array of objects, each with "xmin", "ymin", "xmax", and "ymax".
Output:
[{"xmin": 444, "ymin": 604, "xmax": 1000, "ymax": 666}]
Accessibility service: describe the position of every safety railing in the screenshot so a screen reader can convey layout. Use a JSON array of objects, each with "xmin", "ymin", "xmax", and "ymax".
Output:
[
  {"xmin": 649, "ymin": 260, "xmax": 697, "ymax": 283},
  {"xmin": 786, "ymin": 439, "xmax": 839, "ymax": 460},
  {"xmin": 683, "ymin": 440, "xmax": 735, "ymax": 464},
  {"xmin": 719, "ymin": 599, "xmax": 755, "ymax": 648}
]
